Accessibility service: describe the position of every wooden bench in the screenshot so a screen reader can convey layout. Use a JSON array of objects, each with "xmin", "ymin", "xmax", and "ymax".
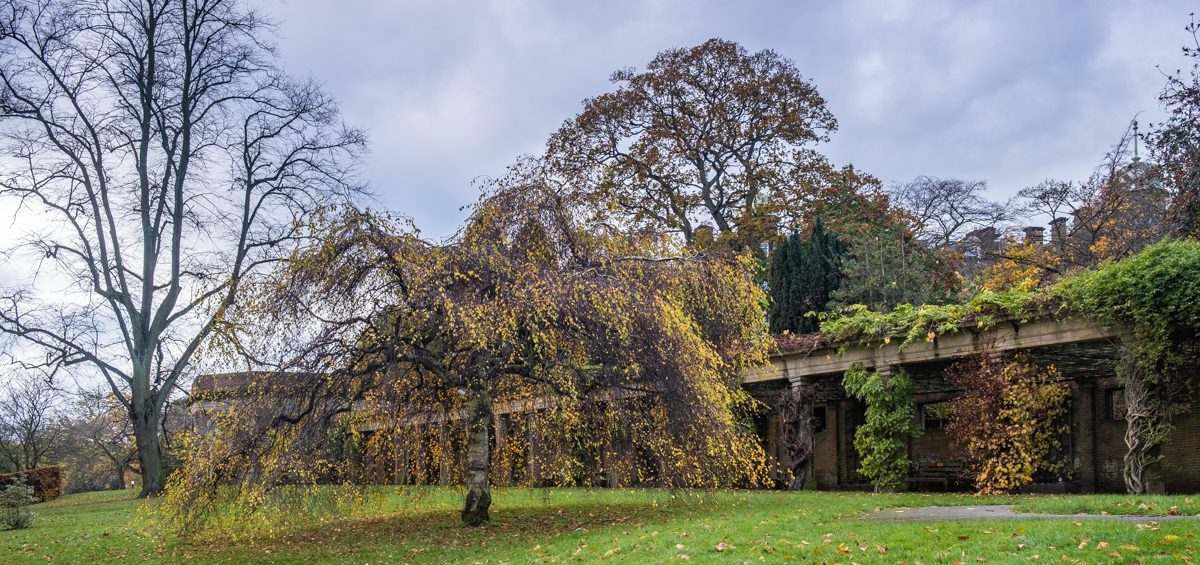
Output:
[{"xmin": 906, "ymin": 461, "xmax": 966, "ymax": 492}]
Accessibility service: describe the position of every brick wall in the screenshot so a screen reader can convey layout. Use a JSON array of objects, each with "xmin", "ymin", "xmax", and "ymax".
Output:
[
  {"xmin": 813, "ymin": 403, "xmax": 838, "ymax": 489},
  {"xmin": 1161, "ymin": 405, "xmax": 1200, "ymax": 493}
]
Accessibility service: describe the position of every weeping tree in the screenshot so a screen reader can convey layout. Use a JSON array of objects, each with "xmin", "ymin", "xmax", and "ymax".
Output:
[{"xmin": 167, "ymin": 161, "xmax": 771, "ymax": 529}]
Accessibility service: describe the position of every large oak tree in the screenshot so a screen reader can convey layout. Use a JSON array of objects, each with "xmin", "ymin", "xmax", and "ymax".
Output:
[{"xmin": 546, "ymin": 38, "xmax": 839, "ymax": 254}]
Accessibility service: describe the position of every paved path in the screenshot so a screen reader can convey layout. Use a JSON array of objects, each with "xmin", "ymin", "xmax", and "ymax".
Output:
[{"xmin": 859, "ymin": 505, "xmax": 1200, "ymax": 522}]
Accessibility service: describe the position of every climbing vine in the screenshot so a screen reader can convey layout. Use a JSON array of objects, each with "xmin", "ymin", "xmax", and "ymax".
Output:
[
  {"xmin": 819, "ymin": 285, "xmax": 1040, "ymax": 353},
  {"xmin": 944, "ymin": 352, "xmax": 1071, "ymax": 494},
  {"xmin": 1056, "ymin": 239, "xmax": 1200, "ymax": 493},
  {"xmin": 841, "ymin": 363, "xmax": 921, "ymax": 492}
]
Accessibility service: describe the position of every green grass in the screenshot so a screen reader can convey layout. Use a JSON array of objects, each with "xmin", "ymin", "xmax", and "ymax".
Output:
[
  {"xmin": 2, "ymin": 488, "xmax": 1198, "ymax": 564},
  {"xmin": 1012, "ymin": 494, "xmax": 1200, "ymax": 516}
]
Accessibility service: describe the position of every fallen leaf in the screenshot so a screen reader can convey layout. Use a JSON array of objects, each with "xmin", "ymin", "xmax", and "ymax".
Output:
[
  {"xmin": 1078, "ymin": 541, "xmax": 1088, "ymax": 549},
  {"xmin": 714, "ymin": 543, "xmax": 729, "ymax": 552},
  {"xmin": 958, "ymin": 536, "xmax": 970, "ymax": 541},
  {"xmin": 1095, "ymin": 542, "xmax": 1109, "ymax": 550}
]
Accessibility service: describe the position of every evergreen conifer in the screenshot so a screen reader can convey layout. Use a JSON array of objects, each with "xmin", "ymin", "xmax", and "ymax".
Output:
[{"xmin": 768, "ymin": 217, "xmax": 846, "ymax": 334}]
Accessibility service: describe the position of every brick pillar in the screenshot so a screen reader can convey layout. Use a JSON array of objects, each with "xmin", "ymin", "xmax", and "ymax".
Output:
[
  {"xmin": 527, "ymin": 414, "xmax": 541, "ymax": 484},
  {"xmin": 838, "ymin": 399, "xmax": 852, "ymax": 486},
  {"xmin": 1075, "ymin": 381, "xmax": 1098, "ymax": 493},
  {"xmin": 414, "ymin": 427, "xmax": 428, "ymax": 485}
]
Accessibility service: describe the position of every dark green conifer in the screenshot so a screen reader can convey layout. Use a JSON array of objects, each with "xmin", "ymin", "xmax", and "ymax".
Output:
[{"xmin": 768, "ymin": 217, "xmax": 846, "ymax": 334}]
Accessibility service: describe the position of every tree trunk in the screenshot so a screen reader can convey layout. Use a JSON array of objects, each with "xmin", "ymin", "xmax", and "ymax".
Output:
[
  {"xmin": 112, "ymin": 462, "xmax": 127, "ymax": 490},
  {"xmin": 131, "ymin": 394, "xmax": 163, "ymax": 497},
  {"xmin": 461, "ymin": 388, "xmax": 493, "ymax": 526}
]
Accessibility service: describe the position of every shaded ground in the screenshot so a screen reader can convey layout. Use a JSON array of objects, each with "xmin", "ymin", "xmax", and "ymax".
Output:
[{"xmin": 861, "ymin": 504, "xmax": 1200, "ymax": 522}]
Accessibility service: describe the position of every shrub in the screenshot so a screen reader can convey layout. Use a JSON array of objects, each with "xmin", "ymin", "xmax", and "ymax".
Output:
[
  {"xmin": 0, "ymin": 466, "xmax": 63, "ymax": 503},
  {"xmin": 945, "ymin": 353, "xmax": 1071, "ymax": 494},
  {"xmin": 0, "ymin": 477, "xmax": 36, "ymax": 530}
]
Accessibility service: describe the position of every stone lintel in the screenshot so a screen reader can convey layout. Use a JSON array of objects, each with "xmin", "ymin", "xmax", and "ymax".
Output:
[{"xmin": 744, "ymin": 317, "xmax": 1127, "ymax": 385}]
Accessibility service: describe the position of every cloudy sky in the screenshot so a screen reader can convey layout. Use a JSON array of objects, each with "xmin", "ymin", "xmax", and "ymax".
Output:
[{"xmin": 263, "ymin": 0, "xmax": 1196, "ymax": 239}]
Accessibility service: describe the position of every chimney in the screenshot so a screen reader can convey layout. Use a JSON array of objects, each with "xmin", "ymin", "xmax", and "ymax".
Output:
[
  {"xmin": 965, "ymin": 227, "xmax": 998, "ymax": 255},
  {"xmin": 1050, "ymin": 217, "xmax": 1068, "ymax": 248},
  {"xmin": 1022, "ymin": 226, "xmax": 1044, "ymax": 246}
]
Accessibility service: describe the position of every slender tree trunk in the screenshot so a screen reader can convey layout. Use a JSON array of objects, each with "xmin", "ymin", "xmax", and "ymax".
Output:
[{"xmin": 461, "ymin": 388, "xmax": 493, "ymax": 526}]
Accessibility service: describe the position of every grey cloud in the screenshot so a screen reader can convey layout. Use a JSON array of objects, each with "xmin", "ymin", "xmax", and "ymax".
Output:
[{"xmin": 263, "ymin": 0, "xmax": 1195, "ymax": 238}]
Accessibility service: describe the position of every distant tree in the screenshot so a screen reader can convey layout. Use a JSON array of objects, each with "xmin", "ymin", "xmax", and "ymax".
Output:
[
  {"xmin": 889, "ymin": 176, "xmax": 1012, "ymax": 250},
  {"xmin": 1148, "ymin": 15, "xmax": 1200, "ymax": 237},
  {"xmin": 768, "ymin": 217, "xmax": 846, "ymax": 334},
  {"xmin": 0, "ymin": 374, "xmax": 64, "ymax": 472},
  {"xmin": 546, "ymin": 38, "xmax": 838, "ymax": 254},
  {"xmin": 829, "ymin": 216, "xmax": 958, "ymax": 312},
  {"xmin": 976, "ymin": 124, "xmax": 1169, "ymax": 290},
  {"xmin": 0, "ymin": 0, "xmax": 366, "ymax": 496},
  {"xmin": 61, "ymin": 389, "xmax": 137, "ymax": 491}
]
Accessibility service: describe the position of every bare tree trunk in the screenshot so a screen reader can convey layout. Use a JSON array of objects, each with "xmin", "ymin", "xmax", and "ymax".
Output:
[
  {"xmin": 112, "ymin": 462, "xmax": 127, "ymax": 490},
  {"xmin": 132, "ymin": 400, "xmax": 163, "ymax": 497},
  {"xmin": 461, "ymin": 388, "xmax": 493, "ymax": 526},
  {"xmin": 788, "ymin": 400, "xmax": 814, "ymax": 490}
]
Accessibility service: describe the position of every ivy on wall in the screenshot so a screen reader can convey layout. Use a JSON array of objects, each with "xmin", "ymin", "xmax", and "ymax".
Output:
[
  {"xmin": 841, "ymin": 363, "xmax": 921, "ymax": 492},
  {"xmin": 1057, "ymin": 239, "xmax": 1200, "ymax": 493},
  {"xmin": 821, "ymin": 240, "xmax": 1200, "ymax": 494}
]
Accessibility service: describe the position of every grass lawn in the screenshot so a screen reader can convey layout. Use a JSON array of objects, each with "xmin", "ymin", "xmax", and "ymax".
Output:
[{"xmin": 2, "ymin": 487, "xmax": 1198, "ymax": 564}]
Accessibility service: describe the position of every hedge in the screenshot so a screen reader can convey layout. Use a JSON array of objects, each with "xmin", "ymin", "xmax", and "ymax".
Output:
[{"xmin": 0, "ymin": 466, "xmax": 63, "ymax": 503}]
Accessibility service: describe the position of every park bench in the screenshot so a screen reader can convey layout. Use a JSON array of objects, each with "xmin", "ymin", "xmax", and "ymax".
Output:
[{"xmin": 906, "ymin": 461, "xmax": 966, "ymax": 492}]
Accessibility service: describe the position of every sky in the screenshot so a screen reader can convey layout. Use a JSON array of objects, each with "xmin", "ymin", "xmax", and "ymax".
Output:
[{"xmin": 262, "ymin": 0, "xmax": 1200, "ymax": 239}]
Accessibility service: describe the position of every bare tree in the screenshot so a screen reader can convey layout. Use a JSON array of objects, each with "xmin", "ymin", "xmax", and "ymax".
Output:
[
  {"xmin": 0, "ymin": 373, "xmax": 64, "ymax": 471},
  {"xmin": 0, "ymin": 0, "xmax": 366, "ymax": 495},
  {"xmin": 1016, "ymin": 123, "xmax": 1168, "ymax": 271},
  {"xmin": 888, "ymin": 176, "xmax": 1012, "ymax": 249}
]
